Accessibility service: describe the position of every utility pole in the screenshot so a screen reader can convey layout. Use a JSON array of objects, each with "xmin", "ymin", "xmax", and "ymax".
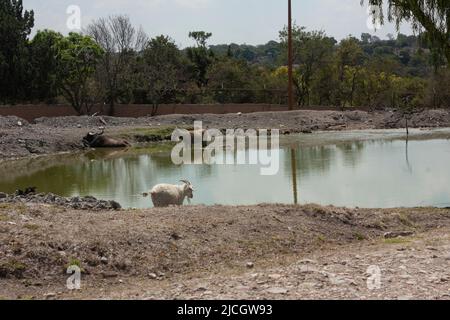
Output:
[{"xmin": 288, "ymin": 0, "xmax": 294, "ymax": 110}]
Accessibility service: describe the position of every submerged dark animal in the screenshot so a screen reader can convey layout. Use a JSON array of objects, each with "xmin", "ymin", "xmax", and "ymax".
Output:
[{"xmin": 82, "ymin": 129, "xmax": 130, "ymax": 148}]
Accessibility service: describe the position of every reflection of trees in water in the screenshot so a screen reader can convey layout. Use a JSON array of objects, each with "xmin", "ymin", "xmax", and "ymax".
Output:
[
  {"xmin": 335, "ymin": 141, "xmax": 365, "ymax": 168},
  {"xmin": 0, "ymin": 144, "xmax": 222, "ymax": 199},
  {"xmin": 0, "ymin": 153, "xmax": 84, "ymax": 184},
  {"xmin": 0, "ymin": 149, "xmax": 188, "ymax": 197},
  {"xmin": 284, "ymin": 142, "xmax": 367, "ymax": 204},
  {"xmin": 0, "ymin": 153, "xmax": 88, "ymax": 194},
  {"xmin": 285, "ymin": 145, "xmax": 335, "ymax": 178}
]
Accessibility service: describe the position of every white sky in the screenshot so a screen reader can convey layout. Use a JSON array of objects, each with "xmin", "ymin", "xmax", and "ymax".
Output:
[{"xmin": 23, "ymin": 0, "xmax": 414, "ymax": 47}]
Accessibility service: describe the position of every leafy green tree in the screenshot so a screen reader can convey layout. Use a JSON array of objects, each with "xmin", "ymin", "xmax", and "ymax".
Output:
[
  {"xmin": 362, "ymin": 0, "xmax": 450, "ymax": 64},
  {"xmin": 210, "ymin": 41, "xmax": 282, "ymax": 66},
  {"xmin": 335, "ymin": 37, "xmax": 365, "ymax": 107},
  {"xmin": 55, "ymin": 33, "xmax": 104, "ymax": 115},
  {"xmin": 424, "ymin": 68, "xmax": 450, "ymax": 107},
  {"xmin": 186, "ymin": 31, "xmax": 214, "ymax": 89},
  {"xmin": 139, "ymin": 35, "xmax": 186, "ymax": 115},
  {"xmin": 207, "ymin": 57, "xmax": 256, "ymax": 103},
  {"xmin": 280, "ymin": 26, "xmax": 336, "ymax": 106},
  {"xmin": 28, "ymin": 30, "xmax": 63, "ymax": 102},
  {"xmin": 0, "ymin": 0, "xmax": 34, "ymax": 103}
]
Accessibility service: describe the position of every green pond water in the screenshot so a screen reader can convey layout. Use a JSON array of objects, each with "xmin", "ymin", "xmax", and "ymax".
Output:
[{"xmin": 1, "ymin": 129, "xmax": 450, "ymax": 209}]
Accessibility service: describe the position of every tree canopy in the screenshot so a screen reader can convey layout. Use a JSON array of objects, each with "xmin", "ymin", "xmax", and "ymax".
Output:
[
  {"xmin": 362, "ymin": 0, "xmax": 450, "ymax": 64},
  {"xmin": 0, "ymin": 2, "xmax": 449, "ymax": 112},
  {"xmin": 0, "ymin": 0, "xmax": 34, "ymax": 103}
]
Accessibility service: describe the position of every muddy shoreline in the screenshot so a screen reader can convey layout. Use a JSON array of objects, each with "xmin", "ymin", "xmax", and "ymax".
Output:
[{"xmin": 1, "ymin": 108, "xmax": 450, "ymax": 160}]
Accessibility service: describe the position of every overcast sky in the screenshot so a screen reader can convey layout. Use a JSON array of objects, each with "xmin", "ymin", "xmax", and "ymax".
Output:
[{"xmin": 23, "ymin": 0, "xmax": 414, "ymax": 47}]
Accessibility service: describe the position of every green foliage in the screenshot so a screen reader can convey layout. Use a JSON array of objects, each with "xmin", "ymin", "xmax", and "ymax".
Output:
[
  {"xmin": 0, "ymin": 0, "xmax": 34, "ymax": 103},
  {"xmin": 0, "ymin": 3, "xmax": 448, "ymax": 110},
  {"xmin": 138, "ymin": 35, "xmax": 187, "ymax": 112},
  {"xmin": 210, "ymin": 41, "xmax": 282, "ymax": 66},
  {"xmin": 280, "ymin": 25, "xmax": 336, "ymax": 106},
  {"xmin": 424, "ymin": 68, "xmax": 450, "ymax": 108},
  {"xmin": 28, "ymin": 30, "xmax": 63, "ymax": 102},
  {"xmin": 55, "ymin": 33, "xmax": 104, "ymax": 114},
  {"xmin": 362, "ymin": 0, "xmax": 450, "ymax": 64},
  {"xmin": 207, "ymin": 57, "xmax": 256, "ymax": 103},
  {"xmin": 186, "ymin": 31, "xmax": 215, "ymax": 89}
]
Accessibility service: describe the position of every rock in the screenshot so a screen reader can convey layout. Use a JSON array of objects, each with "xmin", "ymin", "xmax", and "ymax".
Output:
[
  {"xmin": 44, "ymin": 194, "xmax": 56, "ymax": 202},
  {"xmin": 384, "ymin": 231, "xmax": 414, "ymax": 239},
  {"xmin": 265, "ymin": 287, "xmax": 288, "ymax": 295},
  {"xmin": 101, "ymin": 271, "xmax": 118, "ymax": 279},
  {"xmin": 196, "ymin": 285, "xmax": 208, "ymax": 292},
  {"xmin": 83, "ymin": 196, "xmax": 97, "ymax": 202},
  {"xmin": 148, "ymin": 273, "xmax": 157, "ymax": 280},
  {"xmin": 171, "ymin": 232, "xmax": 181, "ymax": 241},
  {"xmin": 100, "ymin": 257, "xmax": 108, "ymax": 264},
  {"xmin": 44, "ymin": 292, "xmax": 57, "ymax": 299},
  {"xmin": 0, "ymin": 191, "xmax": 122, "ymax": 211},
  {"xmin": 109, "ymin": 201, "xmax": 122, "ymax": 210},
  {"xmin": 114, "ymin": 260, "xmax": 131, "ymax": 271},
  {"xmin": 298, "ymin": 259, "xmax": 318, "ymax": 265},
  {"xmin": 246, "ymin": 262, "xmax": 254, "ymax": 269}
]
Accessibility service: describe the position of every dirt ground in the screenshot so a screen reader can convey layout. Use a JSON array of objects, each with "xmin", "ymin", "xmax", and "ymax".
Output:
[
  {"xmin": 0, "ymin": 203, "xmax": 450, "ymax": 300},
  {"xmin": 1, "ymin": 108, "xmax": 450, "ymax": 160}
]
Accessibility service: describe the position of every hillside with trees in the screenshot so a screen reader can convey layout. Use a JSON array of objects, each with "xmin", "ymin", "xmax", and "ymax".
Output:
[{"xmin": 0, "ymin": 0, "xmax": 448, "ymax": 114}]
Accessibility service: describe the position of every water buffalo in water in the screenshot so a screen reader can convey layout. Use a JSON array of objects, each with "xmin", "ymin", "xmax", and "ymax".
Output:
[{"xmin": 82, "ymin": 130, "xmax": 130, "ymax": 148}]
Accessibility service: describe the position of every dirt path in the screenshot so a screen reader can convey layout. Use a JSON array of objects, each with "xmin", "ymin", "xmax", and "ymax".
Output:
[
  {"xmin": 1, "ymin": 108, "xmax": 450, "ymax": 160},
  {"xmin": 1, "ymin": 203, "xmax": 449, "ymax": 300}
]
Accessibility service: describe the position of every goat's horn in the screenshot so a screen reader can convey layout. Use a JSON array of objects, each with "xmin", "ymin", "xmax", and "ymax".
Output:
[{"xmin": 180, "ymin": 180, "xmax": 191, "ymax": 185}]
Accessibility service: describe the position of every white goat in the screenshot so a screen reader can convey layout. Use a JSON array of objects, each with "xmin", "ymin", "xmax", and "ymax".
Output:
[{"xmin": 143, "ymin": 180, "xmax": 194, "ymax": 208}]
